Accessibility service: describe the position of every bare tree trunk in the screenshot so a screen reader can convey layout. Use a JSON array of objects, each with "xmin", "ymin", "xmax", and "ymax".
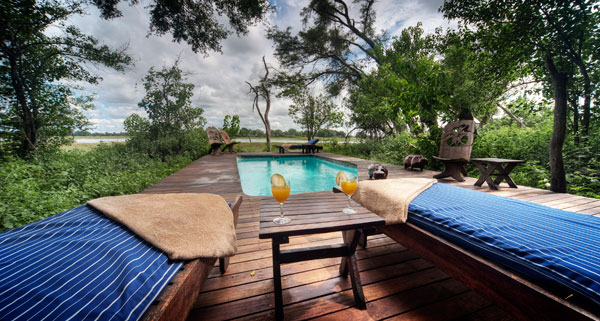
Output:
[
  {"xmin": 545, "ymin": 54, "xmax": 567, "ymax": 193},
  {"xmin": 246, "ymin": 56, "xmax": 272, "ymax": 152},
  {"xmin": 264, "ymin": 97, "xmax": 271, "ymax": 151}
]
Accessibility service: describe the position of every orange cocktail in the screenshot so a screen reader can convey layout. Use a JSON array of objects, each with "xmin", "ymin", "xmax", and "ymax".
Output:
[
  {"xmin": 336, "ymin": 172, "xmax": 358, "ymax": 214},
  {"xmin": 271, "ymin": 174, "xmax": 292, "ymax": 225},
  {"xmin": 341, "ymin": 179, "xmax": 357, "ymax": 196},
  {"xmin": 271, "ymin": 185, "xmax": 291, "ymax": 203}
]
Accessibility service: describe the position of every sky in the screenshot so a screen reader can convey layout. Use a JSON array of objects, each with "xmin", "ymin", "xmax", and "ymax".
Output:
[{"xmin": 67, "ymin": 0, "xmax": 451, "ymax": 133}]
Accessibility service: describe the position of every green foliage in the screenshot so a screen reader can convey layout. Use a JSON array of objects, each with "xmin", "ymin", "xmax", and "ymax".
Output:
[
  {"xmin": 223, "ymin": 115, "xmax": 240, "ymax": 138},
  {"xmin": 126, "ymin": 62, "xmax": 208, "ymax": 158},
  {"xmin": 0, "ymin": 144, "xmax": 194, "ymax": 231},
  {"xmin": 469, "ymin": 122, "xmax": 554, "ymax": 189},
  {"xmin": 267, "ymin": 0, "xmax": 381, "ymax": 94},
  {"xmin": 93, "ymin": 0, "xmax": 270, "ymax": 54},
  {"xmin": 472, "ymin": 123, "xmax": 553, "ymax": 163},
  {"xmin": 0, "ymin": 0, "xmax": 132, "ymax": 157},
  {"xmin": 327, "ymin": 133, "xmax": 419, "ymax": 166},
  {"xmin": 347, "ymin": 25, "xmax": 513, "ymax": 138},
  {"xmin": 442, "ymin": 0, "xmax": 600, "ymax": 192},
  {"xmin": 1, "ymin": 84, "xmax": 92, "ymax": 156},
  {"xmin": 288, "ymin": 90, "xmax": 343, "ymax": 140},
  {"xmin": 328, "ymin": 117, "xmax": 599, "ymax": 199},
  {"xmin": 138, "ymin": 62, "xmax": 206, "ymax": 132}
]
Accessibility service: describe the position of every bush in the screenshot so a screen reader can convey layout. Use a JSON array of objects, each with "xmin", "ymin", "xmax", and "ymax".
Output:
[
  {"xmin": 327, "ymin": 132, "xmax": 435, "ymax": 168},
  {"xmin": 0, "ymin": 144, "xmax": 195, "ymax": 231},
  {"xmin": 126, "ymin": 128, "xmax": 209, "ymax": 159},
  {"xmin": 472, "ymin": 122, "xmax": 553, "ymax": 163}
]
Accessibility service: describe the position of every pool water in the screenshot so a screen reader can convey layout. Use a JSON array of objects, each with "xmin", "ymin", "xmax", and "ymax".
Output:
[{"xmin": 237, "ymin": 156, "xmax": 358, "ymax": 196}]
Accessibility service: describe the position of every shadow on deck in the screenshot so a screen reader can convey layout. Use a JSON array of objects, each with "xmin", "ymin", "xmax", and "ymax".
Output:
[{"xmin": 146, "ymin": 152, "xmax": 600, "ymax": 320}]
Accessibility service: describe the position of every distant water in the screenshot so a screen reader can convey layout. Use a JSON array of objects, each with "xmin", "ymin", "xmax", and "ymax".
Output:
[{"xmin": 75, "ymin": 138, "xmax": 126, "ymax": 143}]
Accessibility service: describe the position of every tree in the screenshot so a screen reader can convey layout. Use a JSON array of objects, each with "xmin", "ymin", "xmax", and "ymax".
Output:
[
  {"xmin": 346, "ymin": 25, "xmax": 512, "ymax": 138},
  {"xmin": 222, "ymin": 114, "xmax": 240, "ymax": 137},
  {"xmin": 0, "ymin": 0, "xmax": 131, "ymax": 157},
  {"xmin": 126, "ymin": 61, "xmax": 206, "ymax": 157},
  {"xmin": 442, "ymin": 0, "xmax": 600, "ymax": 192},
  {"xmin": 267, "ymin": 0, "xmax": 382, "ymax": 94},
  {"xmin": 92, "ymin": 0, "xmax": 270, "ymax": 54},
  {"xmin": 246, "ymin": 56, "xmax": 273, "ymax": 151},
  {"xmin": 288, "ymin": 90, "xmax": 343, "ymax": 141}
]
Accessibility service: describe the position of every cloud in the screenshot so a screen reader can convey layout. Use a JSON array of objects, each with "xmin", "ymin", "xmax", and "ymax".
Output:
[{"xmin": 65, "ymin": 0, "xmax": 450, "ymax": 133}]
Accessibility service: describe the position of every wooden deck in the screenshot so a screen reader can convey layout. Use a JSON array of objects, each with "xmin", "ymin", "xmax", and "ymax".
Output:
[{"xmin": 146, "ymin": 152, "xmax": 600, "ymax": 320}]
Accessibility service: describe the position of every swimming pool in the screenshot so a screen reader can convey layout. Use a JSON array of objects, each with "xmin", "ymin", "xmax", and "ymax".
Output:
[{"xmin": 237, "ymin": 156, "xmax": 358, "ymax": 196}]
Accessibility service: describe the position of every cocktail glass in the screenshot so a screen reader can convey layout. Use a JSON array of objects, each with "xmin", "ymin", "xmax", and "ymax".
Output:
[
  {"xmin": 271, "ymin": 178, "xmax": 291, "ymax": 224},
  {"xmin": 340, "ymin": 174, "xmax": 358, "ymax": 214}
]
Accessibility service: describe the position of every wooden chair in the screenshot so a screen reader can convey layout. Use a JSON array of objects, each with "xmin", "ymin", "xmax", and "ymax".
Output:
[
  {"xmin": 206, "ymin": 129, "xmax": 223, "ymax": 155},
  {"xmin": 141, "ymin": 195, "xmax": 242, "ymax": 321},
  {"xmin": 219, "ymin": 130, "xmax": 239, "ymax": 153},
  {"xmin": 433, "ymin": 120, "xmax": 475, "ymax": 182}
]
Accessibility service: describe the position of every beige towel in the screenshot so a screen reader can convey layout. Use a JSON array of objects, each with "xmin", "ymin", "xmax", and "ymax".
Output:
[
  {"xmin": 281, "ymin": 144, "xmax": 293, "ymax": 149},
  {"xmin": 353, "ymin": 178, "xmax": 437, "ymax": 225},
  {"xmin": 88, "ymin": 193, "xmax": 236, "ymax": 260}
]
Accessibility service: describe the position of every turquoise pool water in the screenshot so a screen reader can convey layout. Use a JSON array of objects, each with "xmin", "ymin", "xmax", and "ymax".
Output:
[{"xmin": 237, "ymin": 156, "xmax": 358, "ymax": 196}]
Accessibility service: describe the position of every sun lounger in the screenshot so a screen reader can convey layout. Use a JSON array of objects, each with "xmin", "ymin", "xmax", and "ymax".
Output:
[
  {"xmin": 380, "ymin": 183, "xmax": 600, "ymax": 320},
  {"xmin": 219, "ymin": 130, "xmax": 239, "ymax": 153},
  {"xmin": 277, "ymin": 138, "xmax": 322, "ymax": 154},
  {"xmin": 206, "ymin": 128, "xmax": 223, "ymax": 155},
  {"xmin": 0, "ymin": 195, "xmax": 242, "ymax": 321}
]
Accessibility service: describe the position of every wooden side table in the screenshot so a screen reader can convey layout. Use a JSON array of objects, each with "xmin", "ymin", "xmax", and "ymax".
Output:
[
  {"xmin": 471, "ymin": 158, "xmax": 525, "ymax": 190},
  {"xmin": 259, "ymin": 193, "xmax": 385, "ymax": 320}
]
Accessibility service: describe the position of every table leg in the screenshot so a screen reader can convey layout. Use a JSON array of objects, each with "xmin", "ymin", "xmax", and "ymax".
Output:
[
  {"xmin": 473, "ymin": 162, "xmax": 488, "ymax": 187},
  {"xmin": 339, "ymin": 231, "xmax": 350, "ymax": 276},
  {"xmin": 346, "ymin": 253, "xmax": 366, "ymax": 309},
  {"xmin": 474, "ymin": 163, "xmax": 499, "ymax": 190},
  {"xmin": 271, "ymin": 238, "xmax": 284, "ymax": 320},
  {"xmin": 340, "ymin": 230, "xmax": 366, "ymax": 309},
  {"xmin": 493, "ymin": 163, "xmax": 519, "ymax": 188}
]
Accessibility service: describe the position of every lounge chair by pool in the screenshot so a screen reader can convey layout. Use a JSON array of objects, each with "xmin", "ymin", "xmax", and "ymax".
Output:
[
  {"xmin": 206, "ymin": 128, "xmax": 223, "ymax": 155},
  {"xmin": 377, "ymin": 183, "xmax": 600, "ymax": 320},
  {"xmin": 219, "ymin": 130, "xmax": 239, "ymax": 153},
  {"xmin": 0, "ymin": 195, "xmax": 242, "ymax": 321},
  {"xmin": 275, "ymin": 138, "xmax": 323, "ymax": 154}
]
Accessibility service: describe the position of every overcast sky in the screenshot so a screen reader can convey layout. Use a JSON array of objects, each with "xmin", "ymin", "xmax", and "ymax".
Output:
[{"xmin": 67, "ymin": 0, "xmax": 451, "ymax": 133}]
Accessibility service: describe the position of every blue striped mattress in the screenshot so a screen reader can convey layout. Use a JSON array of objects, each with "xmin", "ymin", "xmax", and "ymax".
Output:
[
  {"xmin": 0, "ymin": 205, "xmax": 183, "ymax": 321},
  {"xmin": 408, "ymin": 183, "xmax": 600, "ymax": 306}
]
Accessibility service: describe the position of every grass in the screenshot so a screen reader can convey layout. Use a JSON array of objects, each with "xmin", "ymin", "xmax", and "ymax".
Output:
[
  {"xmin": 0, "ymin": 144, "xmax": 198, "ymax": 231},
  {"xmin": 63, "ymin": 141, "xmax": 125, "ymax": 151}
]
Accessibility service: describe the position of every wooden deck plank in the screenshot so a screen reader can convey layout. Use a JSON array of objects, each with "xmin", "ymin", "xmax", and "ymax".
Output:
[{"xmin": 144, "ymin": 152, "xmax": 600, "ymax": 321}]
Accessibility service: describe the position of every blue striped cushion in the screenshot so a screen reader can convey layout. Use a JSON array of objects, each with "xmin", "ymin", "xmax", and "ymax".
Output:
[
  {"xmin": 0, "ymin": 205, "xmax": 183, "ymax": 321},
  {"xmin": 408, "ymin": 183, "xmax": 600, "ymax": 306}
]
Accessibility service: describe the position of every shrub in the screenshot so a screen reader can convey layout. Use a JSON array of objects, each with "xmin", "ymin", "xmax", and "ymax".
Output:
[
  {"xmin": 0, "ymin": 144, "xmax": 195, "ymax": 231},
  {"xmin": 126, "ymin": 128, "xmax": 209, "ymax": 159}
]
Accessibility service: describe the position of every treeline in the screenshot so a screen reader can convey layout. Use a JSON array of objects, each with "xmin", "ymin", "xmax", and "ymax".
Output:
[
  {"xmin": 239, "ymin": 128, "xmax": 346, "ymax": 138},
  {"xmin": 72, "ymin": 131, "xmax": 128, "ymax": 136}
]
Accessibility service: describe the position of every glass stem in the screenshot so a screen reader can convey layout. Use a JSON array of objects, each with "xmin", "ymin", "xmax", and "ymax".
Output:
[
  {"xmin": 347, "ymin": 195, "xmax": 352, "ymax": 209},
  {"xmin": 279, "ymin": 203, "xmax": 284, "ymax": 219}
]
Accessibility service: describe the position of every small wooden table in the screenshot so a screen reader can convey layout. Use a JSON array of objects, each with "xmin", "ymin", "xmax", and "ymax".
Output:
[
  {"xmin": 471, "ymin": 158, "xmax": 525, "ymax": 190},
  {"xmin": 259, "ymin": 193, "xmax": 385, "ymax": 320}
]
